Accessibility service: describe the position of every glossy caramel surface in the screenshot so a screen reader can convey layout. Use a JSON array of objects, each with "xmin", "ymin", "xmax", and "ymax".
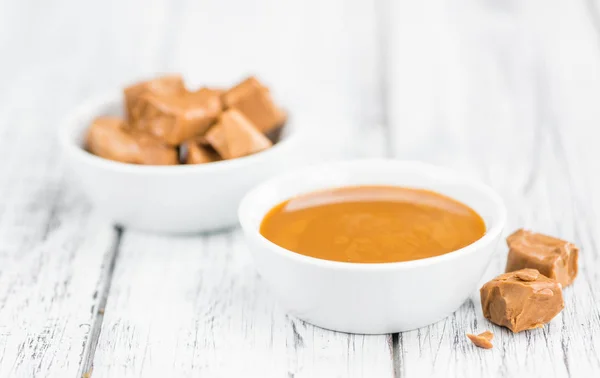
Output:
[{"xmin": 260, "ymin": 186, "xmax": 486, "ymax": 263}]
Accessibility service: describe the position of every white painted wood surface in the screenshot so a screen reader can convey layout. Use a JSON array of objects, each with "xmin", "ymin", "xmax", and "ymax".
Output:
[{"xmin": 1, "ymin": 0, "xmax": 600, "ymax": 377}]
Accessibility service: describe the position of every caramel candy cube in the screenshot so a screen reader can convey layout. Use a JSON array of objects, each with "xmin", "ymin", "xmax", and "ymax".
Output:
[
  {"xmin": 133, "ymin": 88, "xmax": 222, "ymax": 146},
  {"xmin": 480, "ymin": 269, "xmax": 564, "ymax": 333},
  {"xmin": 205, "ymin": 109, "xmax": 272, "ymax": 159},
  {"xmin": 183, "ymin": 139, "xmax": 220, "ymax": 164},
  {"xmin": 223, "ymin": 77, "xmax": 286, "ymax": 134},
  {"xmin": 506, "ymin": 229, "xmax": 579, "ymax": 287},
  {"xmin": 86, "ymin": 117, "xmax": 178, "ymax": 165},
  {"xmin": 124, "ymin": 75, "xmax": 186, "ymax": 123}
]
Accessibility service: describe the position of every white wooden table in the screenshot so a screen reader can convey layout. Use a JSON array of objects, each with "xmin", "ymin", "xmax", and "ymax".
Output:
[{"xmin": 1, "ymin": 1, "xmax": 600, "ymax": 377}]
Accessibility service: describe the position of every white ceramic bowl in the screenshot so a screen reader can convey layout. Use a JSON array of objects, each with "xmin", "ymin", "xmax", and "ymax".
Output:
[
  {"xmin": 239, "ymin": 159, "xmax": 506, "ymax": 334},
  {"xmin": 59, "ymin": 92, "xmax": 309, "ymax": 233}
]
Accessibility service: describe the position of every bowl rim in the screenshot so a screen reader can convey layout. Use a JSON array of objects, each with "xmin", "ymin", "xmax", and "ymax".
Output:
[
  {"xmin": 58, "ymin": 91, "xmax": 304, "ymax": 175},
  {"xmin": 238, "ymin": 159, "xmax": 507, "ymax": 271}
]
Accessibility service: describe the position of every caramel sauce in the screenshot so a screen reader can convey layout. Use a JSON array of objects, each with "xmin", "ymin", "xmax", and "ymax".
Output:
[{"xmin": 260, "ymin": 186, "xmax": 486, "ymax": 263}]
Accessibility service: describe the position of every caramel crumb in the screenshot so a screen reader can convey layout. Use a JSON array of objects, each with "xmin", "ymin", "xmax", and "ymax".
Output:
[
  {"xmin": 515, "ymin": 268, "xmax": 540, "ymax": 282},
  {"xmin": 467, "ymin": 331, "xmax": 494, "ymax": 349}
]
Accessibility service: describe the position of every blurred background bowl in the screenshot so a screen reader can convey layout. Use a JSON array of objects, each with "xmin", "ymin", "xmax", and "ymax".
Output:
[{"xmin": 59, "ymin": 91, "xmax": 315, "ymax": 233}]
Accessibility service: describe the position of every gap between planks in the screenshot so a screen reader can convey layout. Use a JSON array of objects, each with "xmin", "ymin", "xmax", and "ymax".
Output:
[{"xmin": 79, "ymin": 228, "xmax": 123, "ymax": 378}]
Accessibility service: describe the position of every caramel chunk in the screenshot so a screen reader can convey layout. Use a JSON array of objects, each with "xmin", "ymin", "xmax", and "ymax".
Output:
[
  {"xmin": 124, "ymin": 75, "xmax": 186, "ymax": 123},
  {"xmin": 183, "ymin": 139, "xmax": 220, "ymax": 164},
  {"xmin": 223, "ymin": 77, "xmax": 286, "ymax": 134},
  {"xmin": 466, "ymin": 331, "xmax": 494, "ymax": 349},
  {"xmin": 506, "ymin": 229, "xmax": 578, "ymax": 287},
  {"xmin": 480, "ymin": 269, "xmax": 564, "ymax": 333},
  {"xmin": 205, "ymin": 109, "xmax": 272, "ymax": 159},
  {"xmin": 132, "ymin": 88, "xmax": 222, "ymax": 146},
  {"xmin": 86, "ymin": 117, "xmax": 178, "ymax": 165}
]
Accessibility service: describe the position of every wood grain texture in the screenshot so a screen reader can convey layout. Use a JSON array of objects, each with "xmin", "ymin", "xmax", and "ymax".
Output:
[
  {"xmin": 0, "ymin": 40, "xmax": 117, "ymax": 378},
  {"xmin": 0, "ymin": 1, "xmax": 130, "ymax": 376},
  {"xmin": 1, "ymin": 0, "xmax": 600, "ymax": 377},
  {"xmin": 386, "ymin": 0, "xmax": 600, "ymax": 376},
  {"xmin": 92, "ymin": 229, "xmax": 393, "ymax": 378}
]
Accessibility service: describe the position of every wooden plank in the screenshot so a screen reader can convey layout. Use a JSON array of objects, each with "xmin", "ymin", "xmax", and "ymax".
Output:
[
  {"xmin": 0, "ymin": 57, "xmax": 117, "ymax": 378},
  {"xmin": 0, "ymin": 210, "xmax": 117, "ymax": 378},
  {"xmin": 93, "ymin": 229, "xmax": 393, "ymax": 377},
  {"xmin": 386, "ymin": 0, "xmax": 600, "ymax": 376},
  {"xmin": 0, "ymin": 2, "xmax": 124, "ymax": 376}
]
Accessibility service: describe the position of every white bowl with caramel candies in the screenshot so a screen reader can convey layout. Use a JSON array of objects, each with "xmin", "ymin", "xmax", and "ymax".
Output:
[{"xmin": 59, "ymin": 75, "xmax": 304, "ymax": 233}]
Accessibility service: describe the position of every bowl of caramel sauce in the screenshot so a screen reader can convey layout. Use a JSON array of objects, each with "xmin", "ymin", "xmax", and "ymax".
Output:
[{"xmin": 239, "ymin": 159, "xmax": 506, "ymax": 334}]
